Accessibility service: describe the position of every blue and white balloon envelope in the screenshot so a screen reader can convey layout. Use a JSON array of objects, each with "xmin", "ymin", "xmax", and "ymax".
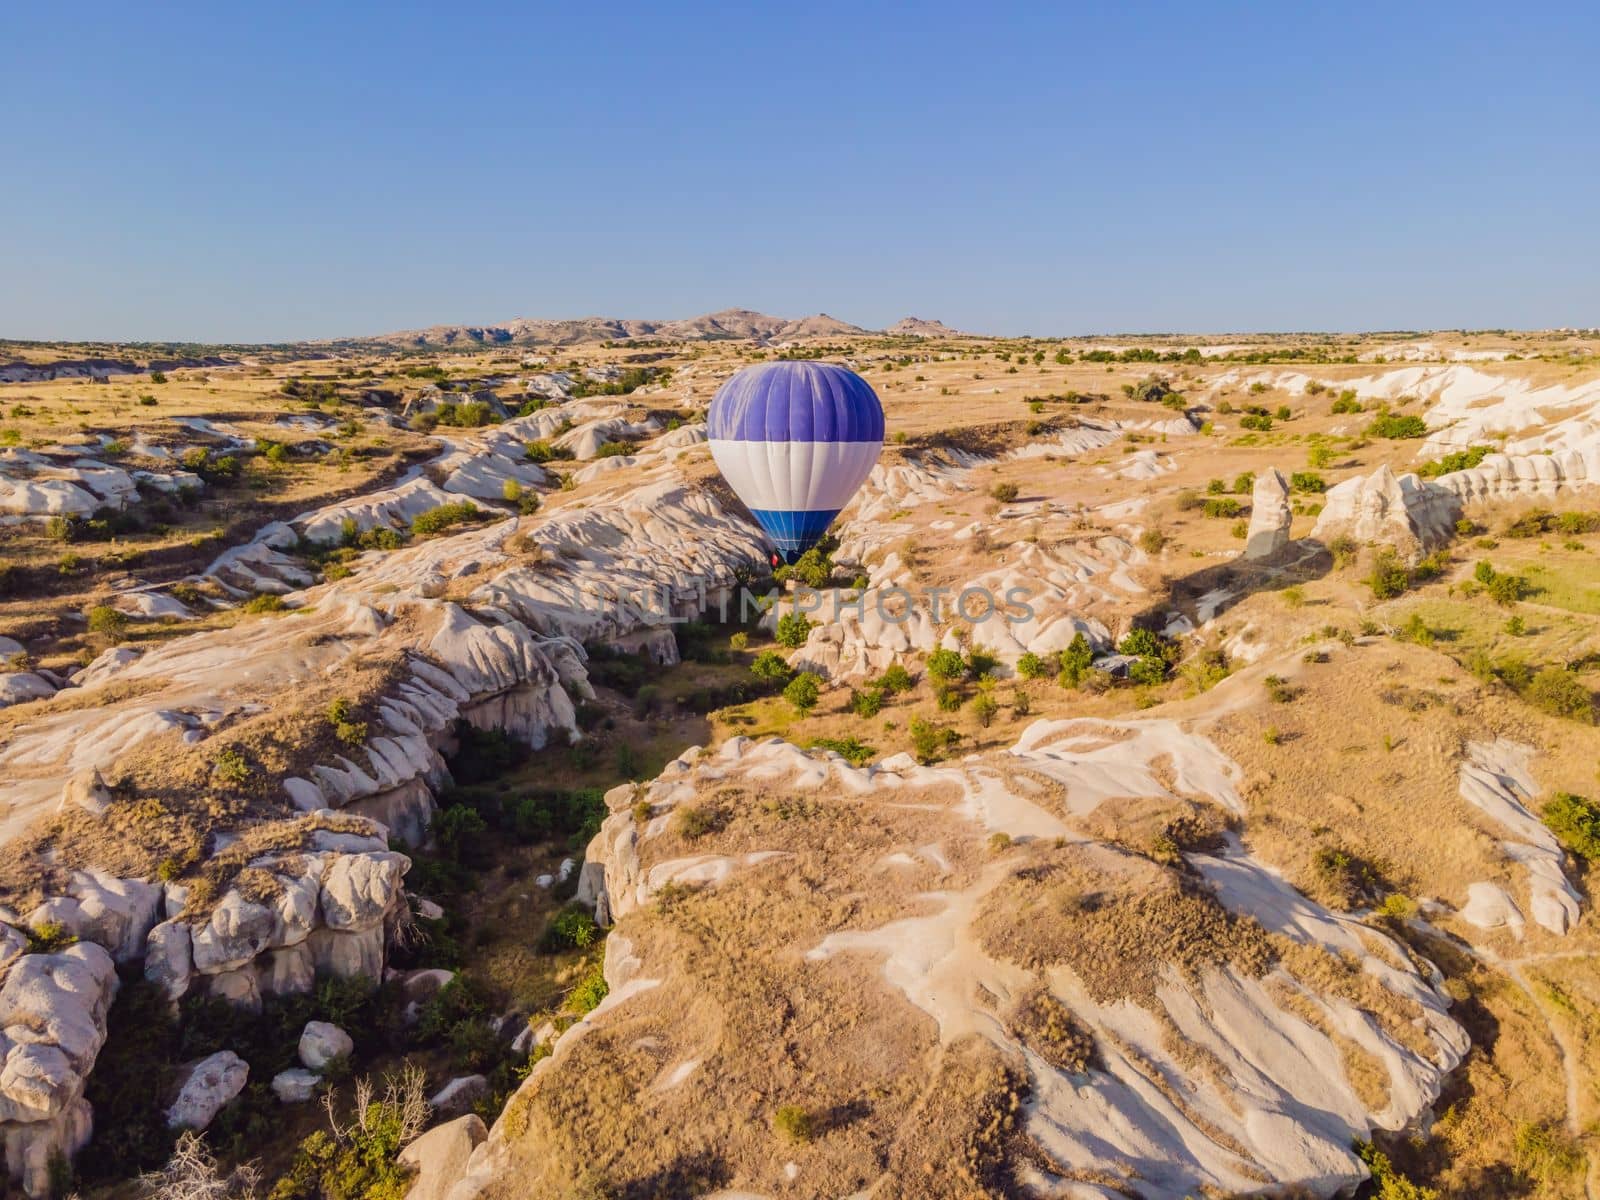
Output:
[{"xmin": 706, "ymin": 361, "xmax": 885, "ymax": 563}]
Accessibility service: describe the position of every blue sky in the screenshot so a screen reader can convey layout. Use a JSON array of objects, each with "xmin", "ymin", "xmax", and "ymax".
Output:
[{"xmin": 3, "ymin": 1, "xmax": 1596, "ymax": 342}]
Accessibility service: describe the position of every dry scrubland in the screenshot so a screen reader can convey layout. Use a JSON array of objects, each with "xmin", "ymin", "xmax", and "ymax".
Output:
[{"xmin": 1, "ymin": 324, "xmax": 1600, "ymax": 1199}]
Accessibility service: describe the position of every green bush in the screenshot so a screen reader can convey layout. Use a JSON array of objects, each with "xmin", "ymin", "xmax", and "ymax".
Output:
[
  {"xmin": 244, "ymin": 593, "xmax": 286, "ymax": 613},
  {"xmin": 774, "ymin": 611, "xmax": 814, "ymax": 648},
  {"xmin": 909, "ymin": 717, "xmax": 959, "ymax": 764},
  {"xmin": 1289, "ymin": 472, "xmax": 1326, "ymax": 494},
  {"xmin": 213, "ymin": 747, "xmax": 251, "ymax": 785},
  {"xmin": 773, "ymin": 543, "xmax": 835, "ymax": 588},
  {"xmin": 1527, "ymin": 667, "xmax": 1594, "ymax": 723},
  {"xmin": 873, "ymin": 663, "xmax": 914, "ymax": 694},
  {"xmin": 1366, "ymin": 548, "xmax": 1409, "ymax": 599},
  {"xmin": 86, "ymin": 604, "xmax": 127, "ymax": 638},
  {"xmin": 1366, "ymin": 413, "xmax": 1428, "ymax": 439},
  {"xmin": 783, "ymin": 671, "xmax": 822, "ymax": 713},
  {"xmin": 45, "ymin": 514, "xmax": 76, "ymax": 542},
  {"xmin": 1416, "ymin": 445, "xmax": 1490, "ymax": 478},
  {"xmin": 1202, "ymin": 497, "xmax": 1241, "ymax": 518},
  {"xmin": 1239, "ymin": 413, "xmax": 1272, "ymax": 431},
  {"xmin": 1016, "ymin": 652, "xmax": 1047, "ymax": 680},
  {"xmin": 926, "ymin": 647, "xmax": 965, "ymax": 682},
  {"xmin": 850, "ymin": 688, "xmax": 884, "ymax": 717},
  {"xmin": 750, "ymin": 650, "xmax": 793, "ymax": 683},
  {"xmin": 1058, "ymin": 632, "xmax": 1094, "ymax": 688},
  {"xmin": 566, "ymin": 959, "xmax": 609, "ymax": 1014},
  {"xmin": 990, "ymin": 482, "xmax": 1019, "ymax": 502},
  {"xmin": 542, "ymin": 906, "xmax": 599, "ymax": 952},
  {"xmin": 1232, "ymin": 471, "xmax": 1255, "ymax": 494},
  {"xmin": 773, "ymin": 1104, "xmax": 816, "ymax": 1143},
  {"xmin": 808, "ymin": 736, "xmax": 875, "ymax": 766},
  {"xmin": 411, "ymin": 501, "xmax": 482, "ymax": 537},
  {"xmin": 1542, "ymin": 792, "xmax": 1600, "ymax": 859},
  {"xmin": 1354, "ymin": 1139, "xmax": 1438, "ymax": 1200}
]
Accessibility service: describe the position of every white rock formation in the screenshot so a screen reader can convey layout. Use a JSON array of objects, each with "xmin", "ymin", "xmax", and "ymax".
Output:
[
  {"xmin": 166, "ymin": 1051, "xmax": 248, "ymax": 1130},
  {"xmin": 398, "ymin": 1113, "xmax": 487, "ymax": 1200},
  {"xmin": 271, "ymin": 1068, "xmax": 321, "ymax": 1104},
  {"xmin": 1244, "ymin": 467, "xmax": 1292, "ymax": 560},
  {"xmin": 298, "ymin": 1021, "xmax": 354, "ymax": 1071},
  {"xmin": 1457, "ymin": 740, "xmax": 1581, "ymax": 935},
  {"xmin": 1311, "ymin": 464, "xmax": 1458, "ymax": 561}
]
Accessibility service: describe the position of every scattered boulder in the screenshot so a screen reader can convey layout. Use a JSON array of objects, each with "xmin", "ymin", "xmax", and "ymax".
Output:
[
  {"xmin": 271, "ymin": 1068, "xmax": 321, "ymax": 1104},
  {"xmin": 59, "ymin": 770, "xmax": 112, "ymax": 818},
  {"xmin": 298, "ymin": 1020, "xmax": 353, "ymax": 1071},
  {"xmin": 427, "ymin": 1074, "xmax": 488, "ymax": 1116},
  {"xmin": 167, "ymin": 1051, "xmax": 248, "ymax": 1130}
]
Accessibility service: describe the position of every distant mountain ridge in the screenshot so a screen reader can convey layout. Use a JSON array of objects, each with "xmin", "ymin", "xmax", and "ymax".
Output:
[{"xmin": 340, "ymin": 307, "xmax": 971, "ymax": 349}]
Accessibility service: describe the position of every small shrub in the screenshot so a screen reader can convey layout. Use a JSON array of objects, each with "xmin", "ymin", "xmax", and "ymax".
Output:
[
  {"xmin": 1543, "ymin": 792, "xmax": 1600, "ymax": 859},
  {"xmin": 541, "ymin": 906, "xmax": 599, "ymax": 952},
  {"xmin": 566, "ymin": 959, "xmax": 609, "ymax": 1014},
  {"xmin": 850, "ymin": 688, "xmax": 884, "ymax": 718},
  {"xmin": 26, "ymin": 921, "xmax": 77, "ymax": 955},
  {"xmin": 1138, "ymin": 527, "xmax": 1168, "ymax": 554},
  {"xmin": 874, "ymin": 663, "xmax": 914, "ymax": 694},
  {"xmin": 1016, "ymin": 652, "xmax": 1047, "ymax": 680},
  {"xmin": 1057, "ymin": 632, "xmax": 1095, "ymax": 688},
  {"xmin": 1202, "ymin": 497, "xmax": 1242, "ymax": 519},
  {"xmin": 1527, "ymin": 667, "xmax": 1594, "ymax": 723},
  {"xmin": 244, "ymin": 593, "xmax": 286, "ymax": 614},
  {"xmin": 990, "ymin": 482, "xmax": 1019, "ymax": 503},
  {"xmin": 1366, "ymin": 413, "xmax": 1428, "ymax": 439},
  {"xmin": 783, "ymin": 671, "xmax": 822, "ymax": 714},
  {"xmin": 1354, "ymin": 1139, "xmax": 1438, "ymax": 1200},
  {"xmin": 750, "ymin": 650, "xmax": 793, "ymax": 683},
  {"xmin": 1232, "ymin": 471, "xmax": 1255, "ymax": 494},
  {"xmin": 808, "ymin": 736, "xmax": 875, "ymax": 766},
  {"xmin": 972, "ymin": 692, "xmax": 999, "ymax": 727},
  {"xmin": 1366, "ymin": 548, "xmax": 1409, "ymax": 600},
  {"xmin": 774, "ymin": 612, "xmax": 814, "ymax": 649},
  {"xmin": 926, "ymin": 647, "xmax": 966, "ymax": 682},
  {"xmin": 909, "ymin": 717, "xmax": 959, "ymax": 764},
  {"xmin": 773, "ymin": 1104, "xmax": 815, "ymax": 1144},
  {"xmin": 411, "ymin": 500, "xmax": 482, "ymax": 537},
  {"xmin": 1289, "ymin": 471, "xmax": 1326, "ymax": 494},
  {"xmin": 213, "ymin": 747, "xmax": 250, "ymax": 785},
  {"xmin": 86, "ymin": 604, "xmax": 128, "ymax": 638}
]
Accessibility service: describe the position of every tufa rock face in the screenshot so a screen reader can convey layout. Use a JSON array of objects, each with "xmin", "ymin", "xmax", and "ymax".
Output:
[
  {"xmin": 398, "ymin": 1113, "xmax": 487, "ymax": 1200},
  {"xmin": 439, "ymin": 728, "xmax": 1470, "ymax": 1200},
  {"xmin": 1244, "ymin": 467, "xmax": 1292, "ymax": 560},
  {"xmin": 1310, "ymin": 464, "xmax": 1458, "ymax": 563}
]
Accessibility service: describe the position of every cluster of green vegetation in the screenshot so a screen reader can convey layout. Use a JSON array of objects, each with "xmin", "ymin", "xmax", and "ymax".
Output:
[
  {"xmin": 566, "ymin": 365, "xmax": 665, "ymax": 398},
  {"xmin": 1502, "ymin": 507, "xmax": 1600, "ymax": 538},
  {"xmin": 1416, "ymin": 445, "xmax": 1490, "ymax": 478},
  {"xmin": 411, "ymin": 500, "xmax": 484, "ymax": 537},
  {"xmin": 1117, "ymin": 626, "xmax": 1179, "ymax": 686},
  {"xmin": 523, "ymin": 439, "xmax": 575, "ymax": 464},
  {"xmin": 1542, "ymin": 791, "xmax": 1600, "ymax": 860},
  {"xmin": 772, "ymin": 536, "xmax": 841, "ymax": 589},
  {"xmin": 1366, "ymin": 412, "xmax": 1429, "ymax": 439}
]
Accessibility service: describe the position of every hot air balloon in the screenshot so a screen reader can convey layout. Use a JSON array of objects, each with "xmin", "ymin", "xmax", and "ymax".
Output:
[{"xmin": 707, "ymin": 361, "xmax": 885, "ymax": 564}]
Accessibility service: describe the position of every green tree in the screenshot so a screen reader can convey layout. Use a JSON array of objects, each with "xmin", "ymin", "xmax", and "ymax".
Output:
[{"xmin": 783, "ymin": 671, "xmax": 821, "ymax": 714}]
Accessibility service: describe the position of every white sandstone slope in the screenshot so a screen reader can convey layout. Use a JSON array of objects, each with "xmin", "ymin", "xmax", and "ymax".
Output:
[
  {"xmin": 451, "ymin": 722, "xmax": 1467, "ymax": 1200},
  {"xmin": 1456, "ymin": 740, "xmax": 1582, "ymax": 937}
]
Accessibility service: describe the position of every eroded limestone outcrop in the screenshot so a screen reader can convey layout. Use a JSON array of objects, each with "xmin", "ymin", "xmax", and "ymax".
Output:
[{"xmin": 461, "ymin": 726, "xmax": 1469, "ymax": 1200}]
